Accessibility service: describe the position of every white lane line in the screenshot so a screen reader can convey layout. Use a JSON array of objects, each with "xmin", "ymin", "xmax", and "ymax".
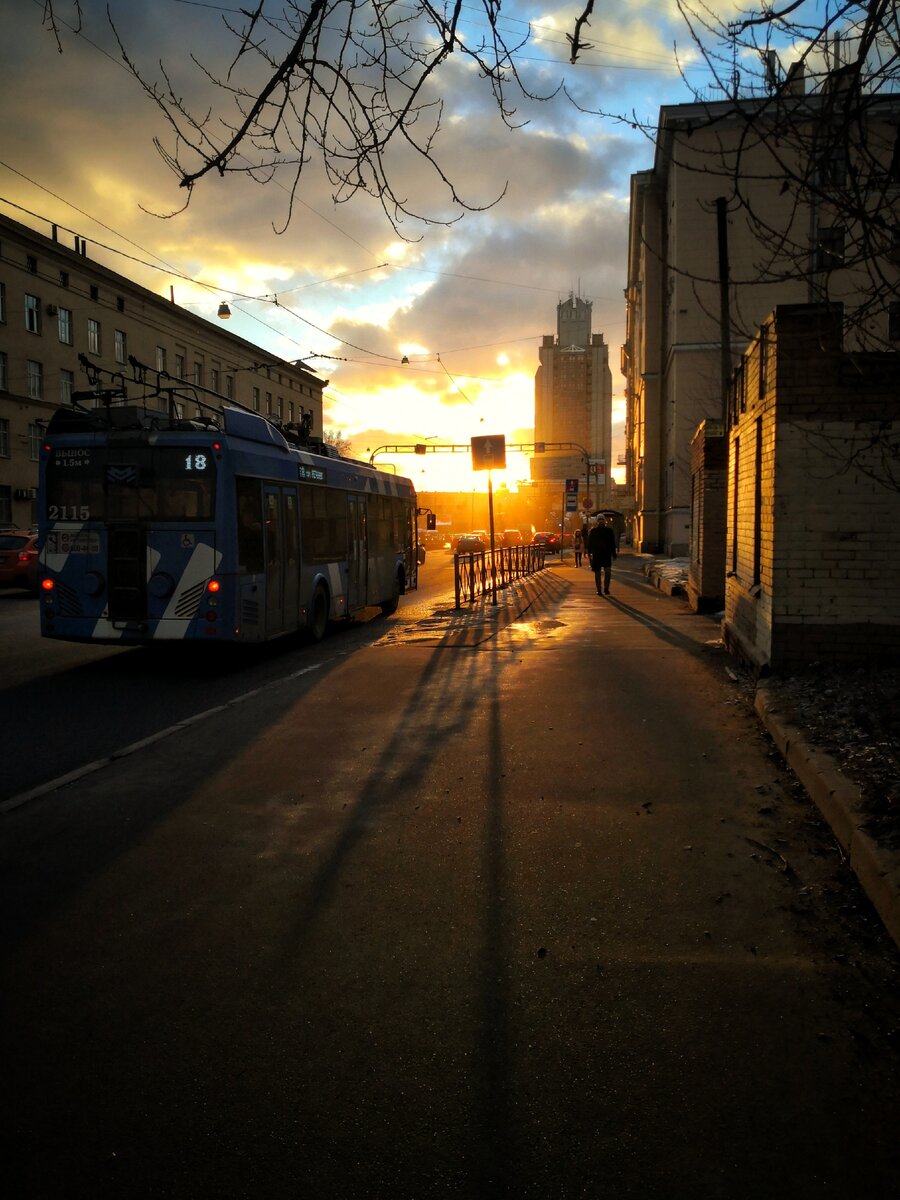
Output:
[{"xmin": 0, "ymin": 659, "xmax": 329, "ymax": 814}]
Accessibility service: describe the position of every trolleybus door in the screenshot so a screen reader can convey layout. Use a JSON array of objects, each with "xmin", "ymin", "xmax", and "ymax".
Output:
[
  {"xmin": 347, "ymin": 495, "xmax": 367, "ymax": 611},
  {"xmin": 263, "ymin": 485, "xmax": 300, "ymax": 636}
]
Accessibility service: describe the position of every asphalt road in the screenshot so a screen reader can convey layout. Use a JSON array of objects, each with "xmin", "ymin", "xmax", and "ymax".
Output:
[
  {"xmin": 3, "ymin": 554, "xmax": 900, "ymax": 1199},
  {"xmin": 0, "ymin": 553, "xmax": 458, "ymax": 802}
]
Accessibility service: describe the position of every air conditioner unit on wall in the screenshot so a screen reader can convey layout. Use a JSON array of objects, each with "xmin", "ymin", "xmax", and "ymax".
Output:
[{"xmin": 14, "ymin": 488, "xmax": 37, "ymax": 500}]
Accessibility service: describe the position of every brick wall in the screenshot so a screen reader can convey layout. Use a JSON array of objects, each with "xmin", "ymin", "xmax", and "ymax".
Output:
[{"xmin": 723, "ymin": 305, "xmax": 900, "ymax": 671}]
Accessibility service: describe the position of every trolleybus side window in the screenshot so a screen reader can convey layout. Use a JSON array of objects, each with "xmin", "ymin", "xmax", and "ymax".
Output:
[{"xmin": 300, "ymin": 486, "xmax": 348, "ymax": 562}]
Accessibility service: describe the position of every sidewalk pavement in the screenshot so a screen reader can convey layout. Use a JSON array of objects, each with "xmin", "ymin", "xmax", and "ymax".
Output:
[{"xmin": 460, "ymin": 550, "xmax": 900, "ymax": 953}]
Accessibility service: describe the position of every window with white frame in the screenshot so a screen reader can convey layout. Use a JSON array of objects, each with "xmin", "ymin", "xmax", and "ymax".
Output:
[
  {"xmin": 58, "ymin": 307, "xmax": 72, "ymax": 345},
  {"xmin": 225, "ymin": 375, "xmax": 233, "ymax": 399},
  {"xmin": 0, "ymin": 486, "xmax": 11, "ymax": 527},
  {"xmin": 114, "ymin": 329, "xmax": 127, "ymax": 364},
  {"xmin": 174, "ymin": 353, "xmax": 185, "ymax": 378},
  {"xmin": 60, "ymin": 368, "xmax": 74, "ymax": 404},
  {"xmin": 0, "ymin": 280, "xmax": 6, "ymax": 323},
  {"xmin": 0, "ymin": 417, "xmax": 8, "ymax": 457},
  {"xmin": 0, "ymin": 350, "xmax": 6, "ymax": 392},
  {"xmin": 25, "ymin": 293, "xmax": 41, "ymax": 334},
  {"xmin": 29, "ymin": 423, "xmax": 42, "ymax": 460},
  {"xmin": 210, "ymin": 367, "xmax": 219, "ymax": 393},
  {"xmin": 156, "ymin": 346, "xmax": 167, "ymax": 373},
  {"xmin": 88, "ymin": 318, "xmax": 100, "ymax": 355},
  {"xmin": 27, "ymin": 360, "xmax": 43, "ymax": 400}
]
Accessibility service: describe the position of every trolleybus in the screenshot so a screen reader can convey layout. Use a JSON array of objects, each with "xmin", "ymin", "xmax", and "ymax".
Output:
[{"xmin": 37, "ymin": 370, "xmax": 420, "ymax": 645}]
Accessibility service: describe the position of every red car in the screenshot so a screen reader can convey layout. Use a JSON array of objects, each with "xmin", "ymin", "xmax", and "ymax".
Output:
[{"xmin": 0, "ymin": 531, "xmax": 39, "ymax": 593}]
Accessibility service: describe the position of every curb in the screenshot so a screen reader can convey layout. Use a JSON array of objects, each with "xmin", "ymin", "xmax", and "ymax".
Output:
[{"xmin": 755, "ymin": 681, "xmax": 900, "ymax": 951}]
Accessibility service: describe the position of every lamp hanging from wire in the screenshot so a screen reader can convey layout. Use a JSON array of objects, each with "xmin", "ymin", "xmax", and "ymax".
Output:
[{"xmin": 217, "ymin": 301, "xmax": 231, "ymax": 319}]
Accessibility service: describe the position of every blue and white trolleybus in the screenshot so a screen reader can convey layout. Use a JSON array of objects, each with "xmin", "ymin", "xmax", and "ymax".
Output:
[{"xmin": 37, "ymin": 373, "xmax": 420, "ymax": 645}]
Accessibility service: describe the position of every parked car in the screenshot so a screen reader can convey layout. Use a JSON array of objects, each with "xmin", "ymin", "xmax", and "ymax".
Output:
[
  {"xmin": 532, "ymin": 531, "xmax": 561, "ymax": 554},
  {"xmin": 456, "ymin": 533, "xmax": 486, "ymax": 555},
  {"xmin": 500, "ymin": 529, "xmax": 523, "ymax": 547},
  {"xmin": 0, "ymin": 532, "xmax": 39, "ymax": 593}
]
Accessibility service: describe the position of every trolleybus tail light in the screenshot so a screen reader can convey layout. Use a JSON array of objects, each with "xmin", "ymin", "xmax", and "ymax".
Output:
[
  {"xmin": 41, "ymin": 578, "xmax": 55, "ymax": 592},
  {"xmin": 207, "ymin": 579, "xmax": 221, "ymax": 593}
]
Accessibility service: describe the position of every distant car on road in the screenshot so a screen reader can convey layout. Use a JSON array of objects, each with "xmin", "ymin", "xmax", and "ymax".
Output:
[
  {"xmin": 456, "ymin": 533, "xmax": 486, "ymax": 555},
  {"xmin": 532, "ymin": 531, "xmax": 561, "ymax": 555},
  {"xmin": 500, "ymin": 529, "xmax": 523, "ymax": 547},
  {"xmin": 0, "ymin": 531, "xmax": 39, "ymax": 593}
]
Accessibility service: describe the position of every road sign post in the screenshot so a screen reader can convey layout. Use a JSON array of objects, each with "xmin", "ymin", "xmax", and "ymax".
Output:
[{"xmin": 471, "ymin": 435, "xmax": 506, "ymax": 606}]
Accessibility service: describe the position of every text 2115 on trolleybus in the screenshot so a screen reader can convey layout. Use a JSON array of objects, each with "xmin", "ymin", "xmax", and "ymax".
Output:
[{"xmin": 37, "ymin": 370, "xmax": 421, "ymax": 646}]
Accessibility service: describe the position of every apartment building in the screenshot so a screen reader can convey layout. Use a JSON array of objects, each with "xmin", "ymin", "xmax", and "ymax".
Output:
[
  {"xmin": 0, "ymin": 212, "xmax": 325, "ymax": 530},
  {"xmin": 624, "ymin": 73, "xmax": 900, "ymax": 555}
]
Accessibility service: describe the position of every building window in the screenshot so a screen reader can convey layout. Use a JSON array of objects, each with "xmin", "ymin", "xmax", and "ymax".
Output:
[
  {"xmin": 90, "ymin": 285, "xmax": 98, "ymax": 301},
  {"xmin": 25, "ymin": 293, "xmax": 41, "ymax": 334},
  {"xmin": 194, "ymin": 361, "xmax": 203, "ymax": 385},
  {"xmin": 0, "ymin": 351, "xmax": 6, "ymax": 392},
  {"xmin": 60, "ymin": 368, "xmax": 74, "ymax": 404},
  {"xmin": 0, "ymin": 486, "xmax": 10, "ymax": 527},
  {"xmin": 156, "ymin": 346, "xmax": 167, "ymax": 373},
  {"xmin": 288, "ymin": 400, "xmax": 295, "ymax": 422},
  {"xmin": 27, "ymin": 360, "xmax": 43, "ymax": 400},
  {"xmin": 116, "ymin": 296, "xmax": 125, "ymax": 312},
  {"xmin": 815, "ymin": 226, "xmax": 845, "ymax": 271},
  {"xmin": 87, "ymin": 318, "xmax": 100, "ymax": 355},
  {"xmin": 26, "ymin": 254, "xmax": 37, "ymax": 273},
  {"xmin": 59, "ymin": 270, "xmax": 69, "ymax": 288},
  {"xmin": 265, "ymin": 391, "xmax": 272, "ymax": 414},
  {"xmin": 114, "ymin": 329, "xmax": 127, "ymax": 364},
  {"xmin": 29, "ymin": 423, "xmax": 42, "ymax": 460},
  {"xmin": 817, "ymin": 146, "xmax": 847, "ymax": 188},
  {"xmin": 225, "ymin": 375, "xmax": 234, "ymax": 399},
  {"xmin": 890, "ymin": 301, "xmax": 900, "ymax": 342},
  {"xmin": 210, "ymin": 368, "xmax": 219, "ymax": 393},
  {"xmin": 0, "ymin": 281, "xmax": 5, "ymax": 322},
  {"xmin": 0, "ymin": 417, "xmax": 8, "ymax": 457},
  {"xmin": 58, "ymin": 307, "xmax": 72, "ymax": 345},
  {"xmin": 252, "ymin": 387, "xmax": 260, "ymax": 412},
  {"xmin": 175, "ymin": 353, "xmax": 185, "ymax": 378}
]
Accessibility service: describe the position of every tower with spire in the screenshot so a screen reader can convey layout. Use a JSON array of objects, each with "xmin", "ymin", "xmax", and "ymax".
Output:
[{"xmin": 532, "ymin": 293, "xmax": 612, "ymax": 498}]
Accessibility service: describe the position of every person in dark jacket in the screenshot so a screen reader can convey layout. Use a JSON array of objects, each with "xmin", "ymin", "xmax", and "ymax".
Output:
[{"xmin": 587, "ymin": 516, "xmax": 617, "ymax": 595}]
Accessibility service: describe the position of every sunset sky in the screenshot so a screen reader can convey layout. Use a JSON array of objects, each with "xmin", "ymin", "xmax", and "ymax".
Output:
[{"xmin": 1, "ymin": 1, "xmax": 814, "ymax": 491}]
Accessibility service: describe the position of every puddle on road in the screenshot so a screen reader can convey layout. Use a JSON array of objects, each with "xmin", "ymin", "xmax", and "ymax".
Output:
[{"xmin": 511, "ymin": 618, "xmax": 565, "ymax": 635}]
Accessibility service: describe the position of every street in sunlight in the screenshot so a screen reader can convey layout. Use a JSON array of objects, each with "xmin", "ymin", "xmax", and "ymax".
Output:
[{"xmin": 3, "ymin": 554, "xmax": 900, "ymax": 1198}]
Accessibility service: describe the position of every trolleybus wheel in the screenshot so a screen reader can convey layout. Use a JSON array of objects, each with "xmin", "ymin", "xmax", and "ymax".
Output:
[
  {"xmin": 380, "ymin": 570, "xmax": 402, "ymax": 616},
  {"xmin": 309, "ymin": 583, "xmax": 330, "ymax": 641}
]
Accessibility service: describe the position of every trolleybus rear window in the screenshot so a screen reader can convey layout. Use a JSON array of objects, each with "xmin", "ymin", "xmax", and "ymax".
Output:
[{"xmin": 45, "ymin": 446, "xmax": 216, "ymax": 521}]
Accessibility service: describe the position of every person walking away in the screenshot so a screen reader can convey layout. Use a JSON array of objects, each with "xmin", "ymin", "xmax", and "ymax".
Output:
[
  {"xmin": 573, "ymin": 528, "xmax": 584, "ymax": 567},
  {"xmin": 581, "ymin": 522, "xmax": 590, "ymax": 566},
  {"xmin": 588, "ymin": 516, "xmax": 617, "ymax": 595}
]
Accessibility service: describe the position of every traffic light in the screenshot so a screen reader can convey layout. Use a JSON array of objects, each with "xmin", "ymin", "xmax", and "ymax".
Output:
[{"xmin": 426, "ymin": 513, "xmax": 436, "ymax": 530}]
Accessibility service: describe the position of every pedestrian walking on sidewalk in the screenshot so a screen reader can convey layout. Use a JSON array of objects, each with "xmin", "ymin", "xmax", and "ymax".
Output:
[
  {"xmin": 573, "ymin": 528, "xmax": 584, "ymax": 567},
  {"xmin": 588, "ymin": 516, "xmax": 617, "ymax": 595}
]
